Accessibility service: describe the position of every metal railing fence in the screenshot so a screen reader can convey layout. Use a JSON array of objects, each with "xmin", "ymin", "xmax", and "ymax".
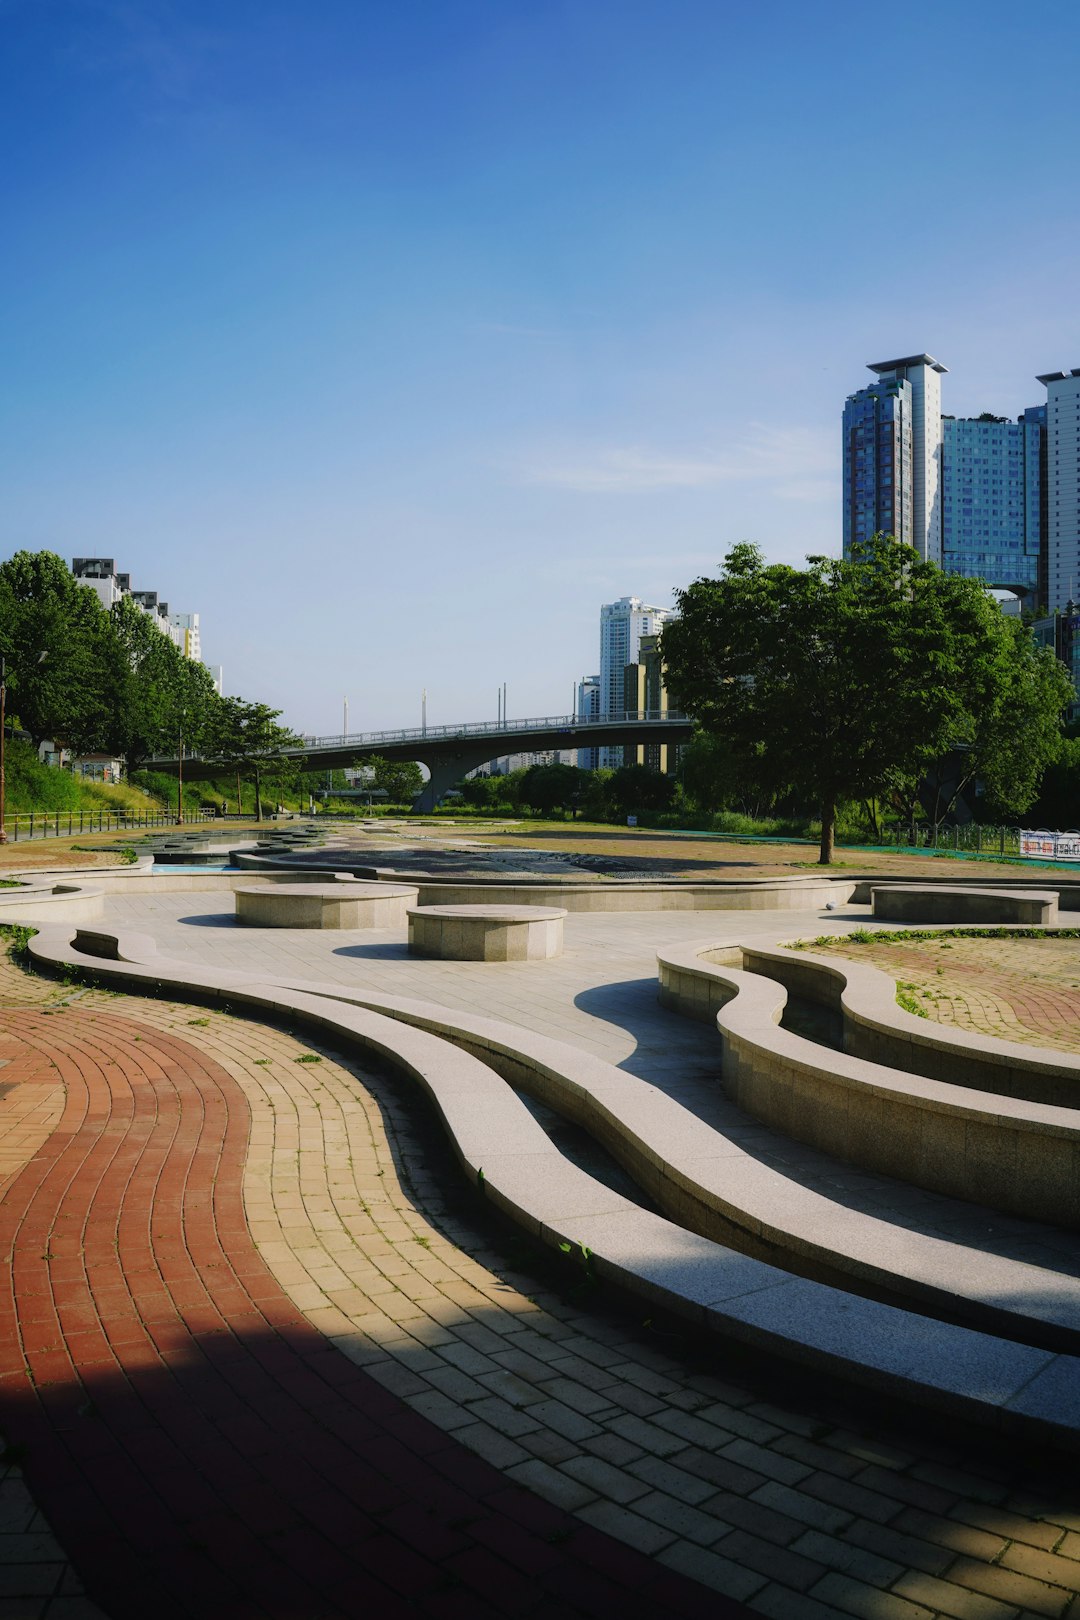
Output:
[{"xmin": 0, "ymin": 807, "xmax": 214, "ymax": 843}]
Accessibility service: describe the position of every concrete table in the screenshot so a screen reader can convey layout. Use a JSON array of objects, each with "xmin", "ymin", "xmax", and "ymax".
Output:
[
  {"xmin": 407, "ymin": 904, "xmax": 567, "ymax": 962},
  {"xmin": 235, "ymin": 882, "xmax": 418, "ymax": 929}
]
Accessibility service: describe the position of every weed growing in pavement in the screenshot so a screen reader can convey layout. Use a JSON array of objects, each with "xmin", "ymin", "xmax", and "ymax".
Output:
[
  {"xmin": 0, "ymin": 923, "xmax": 38, "ymax": 966},
  {"xmin": 896, "ymin": 982, "xmax": 929, "ymax": 1018},
  {"xmin": 187, "ymin": 1018, "xmax": 209, "ymax": 1026},
  {"xmin": 294, "ymin": 1053, "xmax": 322, "ymax": 1064}
]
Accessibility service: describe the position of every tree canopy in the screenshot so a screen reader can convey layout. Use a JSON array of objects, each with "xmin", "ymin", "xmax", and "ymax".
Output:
[{"xmin": 659, "ymin": 536, "xmax": 1073, "ymax": 862}]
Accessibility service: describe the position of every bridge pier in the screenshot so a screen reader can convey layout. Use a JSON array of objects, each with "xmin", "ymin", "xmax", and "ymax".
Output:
[{"xmin": 413, "ymin": 748, "xmax": 495, "ymax": 813}]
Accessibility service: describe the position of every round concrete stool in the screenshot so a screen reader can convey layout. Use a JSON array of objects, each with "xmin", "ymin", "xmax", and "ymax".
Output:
[
  {"xmin": 407, "ymin": 904, "xmax": 566, "ymax": 961},
  {"xmin": 235, "ymin": 882, "xmax": 418, "ymax": 929}
]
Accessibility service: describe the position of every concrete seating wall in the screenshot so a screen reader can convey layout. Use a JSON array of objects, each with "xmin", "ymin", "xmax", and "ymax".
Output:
[
  {"xmin": 657, "ymin": 942, "xmax": 1080, "ymax": 1228},
  {"xmin": 871, "ymin": 884, "xmax": 1059, "ymax": 925},
  {"xmin": 21, "ymin": 919, "xmax": 1080, "ymax": 1454},
  {"xmin": 0, "ymin": 880, "xmax": 106, "ymax": 923},
  {"xmin": 742, "ymin": 942, "xmax": 1080, "ymax": 1111},
  {"xmin": 37, "ymin": 923, "xmax": 1080, "ymax": 1353}
]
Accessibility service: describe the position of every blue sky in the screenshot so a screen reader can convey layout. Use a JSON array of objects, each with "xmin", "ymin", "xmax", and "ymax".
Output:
[{"xmin": 2, "ymin": 0, "xmax": 1079, "ymax": 732}]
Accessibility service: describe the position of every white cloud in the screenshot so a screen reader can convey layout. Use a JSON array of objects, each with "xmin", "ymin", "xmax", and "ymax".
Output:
[{"xmin": 517, "ymin": 422, "xmax": 837, "ymax": 494}]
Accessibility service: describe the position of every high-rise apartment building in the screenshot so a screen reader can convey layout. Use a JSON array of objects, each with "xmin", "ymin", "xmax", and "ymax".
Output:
[
  {"xmin": 842, "ymin": 373, "xmax": 913, "ymax": 552},
  {"xmin": 598, "ymin": 597, "xmax": 671, "ymax": 768},
  {"xmin": 842, "ymin": 355, "xmax": 946, "ymax": 563},
  {"xmin": 941, "ymin": 410, "xmax": 1046, "ymax": 598},
  {"xmin": 575, "ymin": 675, "xmax": 601, "ymax": 771},
  {"xmin": 71, "ymin": 558, "xmax": 213, "ymax": 679},
  {"xmin": 1039, "ymin": 369, "xmax": 1080, "ymax": 611}
]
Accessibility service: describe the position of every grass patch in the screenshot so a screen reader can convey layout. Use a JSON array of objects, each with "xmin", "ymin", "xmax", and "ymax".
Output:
[{"xmin": 789, "ymin": 926, "xmax": 1080, "ymax": 950}]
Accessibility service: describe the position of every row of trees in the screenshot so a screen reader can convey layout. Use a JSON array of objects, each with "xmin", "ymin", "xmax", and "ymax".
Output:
[
  {"xmin": 659, "ymin": 536, "xmax": 1072, "ymax": 863},
  {"xmin": 0, "ymin": 551, "xmax": 299, "ymax": 818}
]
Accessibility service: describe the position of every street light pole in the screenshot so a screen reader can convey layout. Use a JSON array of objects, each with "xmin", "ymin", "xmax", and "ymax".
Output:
[{"xmin": 177, "ymin": 720, "xmax": 184, "ymax": 825}]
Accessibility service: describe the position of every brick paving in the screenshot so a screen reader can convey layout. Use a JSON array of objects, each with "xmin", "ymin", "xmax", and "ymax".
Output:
[
  {"xmin": 3, "ymin": 919, "xmax": 1080, "ymax": 1617},
  {"xmin": 812, "ymin": 934, "xmax": 1080, "ymax": 1054},
  {"xmin": 0, "ymin": 988, "xmax": 741, "ymax": 1619}
]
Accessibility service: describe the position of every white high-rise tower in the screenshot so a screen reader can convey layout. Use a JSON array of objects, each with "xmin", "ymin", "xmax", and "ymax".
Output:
[
  {"xmin": 1039, "ymin": 369, "xmax": 1080, "ymax": 611},
  {"xmin": 598, "ymin": 597, "xmax": 671, "ymax": 768}
]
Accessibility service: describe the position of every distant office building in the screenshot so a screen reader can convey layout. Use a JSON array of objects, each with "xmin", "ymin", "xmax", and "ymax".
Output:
[
  {"xmin": 842, "ymin": 355, "xmax": 946, "ymax": 563},
  {"xmin": 576, "ymin": 675, "xmax": 601, "ymax": 770},
  {"xmin": 1033, "ymin": 605, "xmax": 1080, "ymax": 722},
  {"xmin": 941, "ymin": 410, "xmax": 1046, "ymax": 600},
  {"xmin": 1039, "ymin": 369, "xmax": 1080, "ymax": 611},
  {"xmin": 598, "ymin": 597, "xmax": 671, "ymax": 767}
]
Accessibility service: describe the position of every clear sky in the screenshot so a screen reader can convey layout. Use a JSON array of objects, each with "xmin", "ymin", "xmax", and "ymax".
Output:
[{"xmin": 2, "ymin": 0, "xmax": 1078, "ymax": 733}]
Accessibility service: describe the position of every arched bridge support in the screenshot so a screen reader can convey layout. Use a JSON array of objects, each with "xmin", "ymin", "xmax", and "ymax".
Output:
[{"xmin": 412, "ymin": 747, "xmax": 501, "ymax": 813}]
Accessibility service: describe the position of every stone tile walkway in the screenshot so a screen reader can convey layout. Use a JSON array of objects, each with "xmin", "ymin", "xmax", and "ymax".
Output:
[{"xmin": 4, "ymin": 897, "xmax": 1080, "ymax": 1618}]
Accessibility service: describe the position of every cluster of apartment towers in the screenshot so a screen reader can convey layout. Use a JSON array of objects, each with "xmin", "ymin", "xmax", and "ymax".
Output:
[
  {"xmin": 551, "ymin": 357, "xmax": 1080, "ymax": 782},
  {"xmin": 843, "ymin": 355, "xmax": 1080, "ymax": 688}
]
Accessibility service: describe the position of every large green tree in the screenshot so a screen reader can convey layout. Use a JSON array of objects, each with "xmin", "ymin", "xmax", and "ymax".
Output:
[
  {"xmin": 207, "ymin": 697, "xmax": 300, "ymax": 820},
  {"xmin": 0, "ymin": 550, "xmax": 113, "ymax": 751},
  {"xmin": 521, "ymin": 762, "xmax": 587, "ymax": 816},
  {"xmin": 660, "ymin": 536, "xmax": 1071, "ymax": 863},
  {"xmin": 366, "ymin": 755, "xmax": 424, "ymax": 805},
  {"xmin": 100, "ymin": 595, "xmax": 218, "ymax": 775}
]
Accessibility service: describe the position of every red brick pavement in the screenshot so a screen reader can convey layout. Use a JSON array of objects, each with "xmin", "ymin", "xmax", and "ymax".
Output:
[{"xmin": 0, "ymin": 1006, "xmax": 742, "ymax": 1620}]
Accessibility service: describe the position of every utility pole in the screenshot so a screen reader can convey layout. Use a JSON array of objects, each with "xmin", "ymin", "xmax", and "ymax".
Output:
[
  {"xmin": 422, "ymin": 688, "xmax": 427, "ymax": 735},
  {"xmin": 343, "ymin": 696, "xmax": 348, "ymax": 737}
]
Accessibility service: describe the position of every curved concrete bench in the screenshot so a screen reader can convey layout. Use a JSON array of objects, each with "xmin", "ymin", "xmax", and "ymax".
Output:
[
  {"xmin": 236, "ymin": 851, "xmax": 858, "ymax": 912},
  {"xmin": 742, "ymin": 942, "xmax": 1080, "ymax": 1110},
  {"xmin": 657, "ymin": 941, "xmax": 1080, "ymax": 1228},
  {"xmin": 0, "ymin": 880, "xmax": 105, "ymax": 923},
  {"xmin": 234, "ymin": 881, "xmax": 417, "ymax": 929},
  {"xmin": 20, "ymin": 921, "xmax": 1080, "ymax": 1453},
  {"xmin": 31, "ymin": 923, "xmax": 1080, "ymax": 1358},
  {"xmin": 871, "ymin": 883, "xmax": 1059, "ymax": 925},
  {"xmin": 408, "ymin": 904, "xmax": 566, "ymax": 961}
]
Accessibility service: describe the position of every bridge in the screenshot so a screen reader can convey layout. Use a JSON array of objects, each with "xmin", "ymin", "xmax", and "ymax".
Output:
[{"xmin": 154, "ymin": 710, "xmax": 693, "ymax": 810}]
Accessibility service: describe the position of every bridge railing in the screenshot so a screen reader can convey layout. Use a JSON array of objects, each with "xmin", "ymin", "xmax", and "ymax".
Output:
[
  {"xmin": 147, "ymin": 710, "xmax": 690, "ymax": 768},
  {"xmin": 292, "ymin": 709, "xmax": 689, "ymax": 749}
]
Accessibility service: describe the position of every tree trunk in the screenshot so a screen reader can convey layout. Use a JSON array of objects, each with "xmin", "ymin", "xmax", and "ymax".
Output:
[
  {"xmin": 235, "ymin": 770, "xmax": 242, "ymax": 816},
  {"xmin": 254, "ymin": 766, "xmax": 262, "ymax": 822},
  {"xmin": 818, "ymin": 793, "xmax": 836, "ymax": 865}
]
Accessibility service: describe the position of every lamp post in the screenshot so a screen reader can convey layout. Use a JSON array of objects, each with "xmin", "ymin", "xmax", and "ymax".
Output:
[
  {"xmin": 0, "ymin": 651, "xmax": 47, "ymax": 845},
  {"xmin": 176, "ymin": 718, "xmax": 184, "ymax": 825}
]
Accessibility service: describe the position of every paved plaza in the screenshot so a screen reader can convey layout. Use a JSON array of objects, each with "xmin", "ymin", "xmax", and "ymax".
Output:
[{"xmin": 2, "ymin": 871, "xmax": 1080, "ymax": 1618}]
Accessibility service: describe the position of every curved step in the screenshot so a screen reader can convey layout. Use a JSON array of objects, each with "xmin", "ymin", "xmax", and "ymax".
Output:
[
  {"xmin": 22, "ymin": 921, "xmax": 1080, "ymax": 1453},
  {"xmin": 658, "ymin": 941, "xmax": 1080, "ymax": 1228},
  {"xmin": 742, "ymin": 940, "xmax": 1080, "ymax": 1109}
]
